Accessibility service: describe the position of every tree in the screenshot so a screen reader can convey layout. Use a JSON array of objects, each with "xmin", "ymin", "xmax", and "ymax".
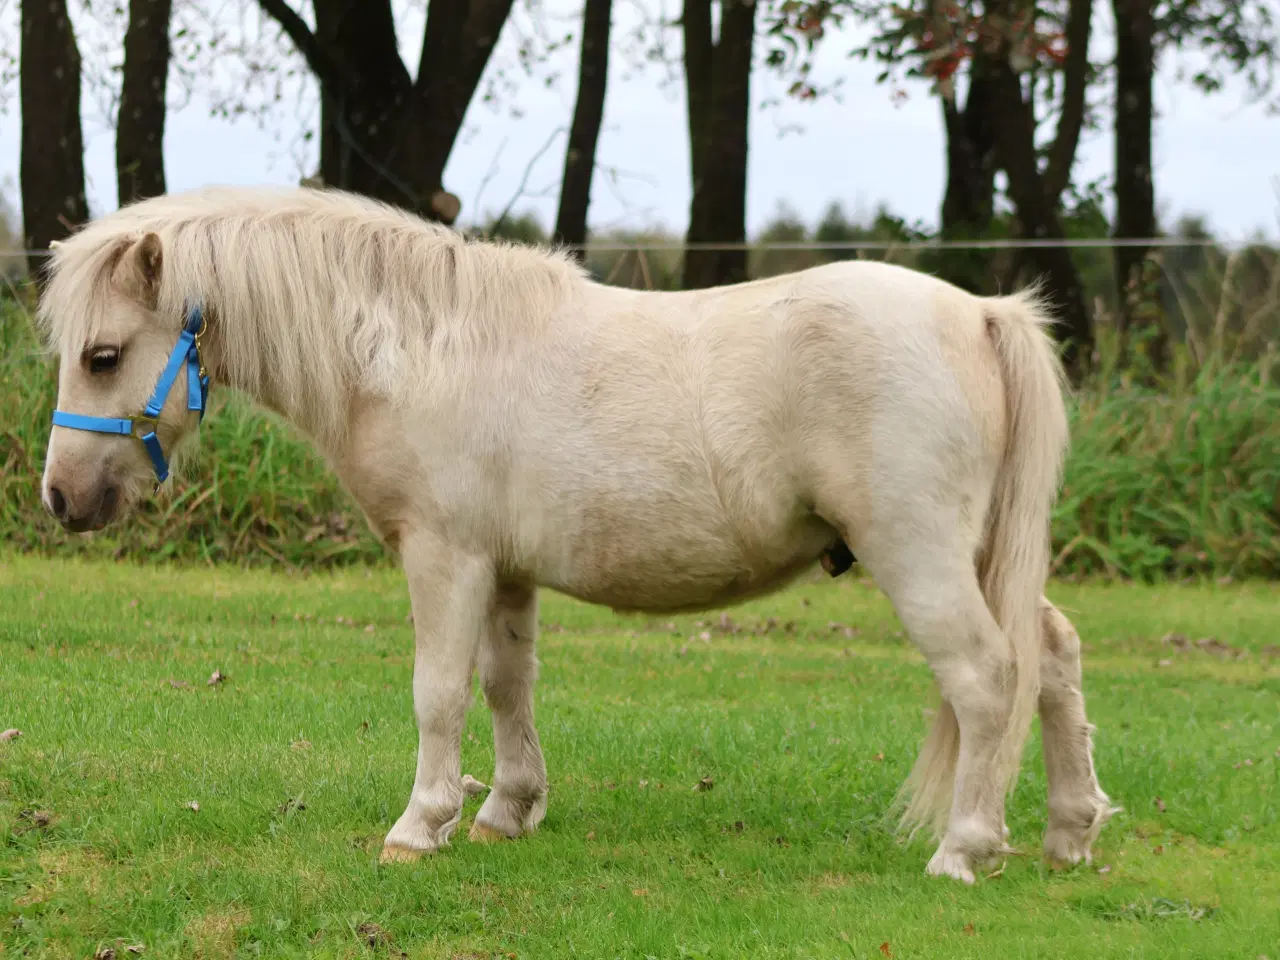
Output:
[
  {"xmin": 1111, "ymin": 0, "xmax": 1158, "ymax": 362},
  {"xmin": 682, "ymin": 0, "xmax": 758, "ymax": 289},
  {"xmin": 853, "ymin": 0, "xmax": 1097, "ymax": 376},
  {"xmin": 20, "ymin": 0, "xmax": 88, "ymax": 279},
  {"xmin": 117, "ymin": 0, "xmax": 173, "ymax": 206},
  {"xmin": 986, "ymin": 0, "xmax": 1095, "ymax": 374},
  {"xmin": 256, "ymin": 0, "xmax": 517, "ymax": 224},
  {"xmin": 1111, "ymin": 0, "xmax": 1279, "ymax": 369},
  {"xmin": 554, "ymin": 0, "xmax": 614, "ymax": 260}
]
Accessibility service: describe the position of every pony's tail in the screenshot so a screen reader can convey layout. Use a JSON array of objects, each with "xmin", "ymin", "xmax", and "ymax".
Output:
[{"xmin": 898, "ymin": 285, "xmax": 1070, "ymax": 841}]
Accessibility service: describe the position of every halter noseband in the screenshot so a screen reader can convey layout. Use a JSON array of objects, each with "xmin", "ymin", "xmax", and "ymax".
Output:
[{"xmin": 51, "ymin": 302, "xmax": 211, "ymax": 484}]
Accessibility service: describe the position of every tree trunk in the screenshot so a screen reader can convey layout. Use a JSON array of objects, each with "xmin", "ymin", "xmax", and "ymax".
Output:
[
  {"xmin": 937, "ymin": 56, "xmax": 998, "ymax": 294},
  {"xmin": 682, "ymin": 0, "xmax": 714, "ymax": 287},
  {"xmin": 257, "ymin": 0, "xmax": 514, "ymax": 223},
  {"xmin": 20, "ymin": 0, "xmax": 88, "ymax": 279},
  {"xmin": 682, "ymin": 0, "xmax": 756, "ymax": 290},
  {"xmin": 989, "ymin": 61, "xmax": 1092, "ymax": 377},
  {"xmin": 986, "ymin": 0, "xmax": 1095, "ymax": 378},
  {"xmin": 1112, "ymin": 0, "xmax": 1163, "ymax": 365},
  {"xmin": 554, "ymin": 0, "xmax": 613, "ymax": 261},
  {"xmin": 117, "ymin": 0, "xmax": 172, "ymax": 206}
]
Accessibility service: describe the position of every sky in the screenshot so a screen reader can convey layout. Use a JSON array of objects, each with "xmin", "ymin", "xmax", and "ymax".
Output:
[{"xmin": 1, "ymin": 0, "xmax": 1279, "ymax": 244}]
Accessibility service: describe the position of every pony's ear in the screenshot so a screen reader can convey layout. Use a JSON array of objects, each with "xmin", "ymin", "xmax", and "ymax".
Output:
[{"xmin": 114, "ymin": 232, "xmax": 164, "ymax": 309}]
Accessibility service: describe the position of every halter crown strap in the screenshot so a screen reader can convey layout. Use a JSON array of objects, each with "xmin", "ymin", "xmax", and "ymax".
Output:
[{"xmin": 50, "ymin": 302, "xmax": 211, "ymax": 484}]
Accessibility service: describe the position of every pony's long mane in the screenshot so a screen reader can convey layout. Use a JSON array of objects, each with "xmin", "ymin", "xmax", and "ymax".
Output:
[{"xmin": 36, "ymin": 185, "xmax": 587, "ymax": 445}]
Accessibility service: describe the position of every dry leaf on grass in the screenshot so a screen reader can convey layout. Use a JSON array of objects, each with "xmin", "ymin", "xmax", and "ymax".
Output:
[
  {"xmin": 17, "ymin": 809, "xmax": 52, "ymax": 830},
  {"xmin": 1155, "ymin": 796, "xmax": 1167, "ymax": 813},
  {"xmin": 880, "ymin": 942, "xmax": 893, "ymax": 957},
  {"xmin": 1194, "ymin": 636, "xmax": 1243, "ymax": 658},
  {"xmin": 291, "ymin": 739, "xmax": 312, "ymax": 751},
  {"xmin": 1, "ymin": 728, "xmax": 21, "ymax": 742},
  {"xmin": 694, "ymin": 776, "xmax": 714, "ymax": 792},
  {"xmin": 962, "ymin": 923, "xmax": 976, "ymax": 935},
  {"xmin": 461, "ymin": 774, "xmax": 489, "ymax": 796},
  {"xmin": 207, "ymin": 670, "xmax": 227, "ymax": 686},
  {"xmin": 356, "ymin": 922, "xmax": 390, "ymax": 948},
  {"xmin": 186, "ymin": 801, "xmax": 200, "ymax": 812}
]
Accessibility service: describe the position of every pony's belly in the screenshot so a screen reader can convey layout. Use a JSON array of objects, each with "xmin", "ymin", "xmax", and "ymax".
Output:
[{"xmin": 542, "ymin": 516, "xmax": 835, "ymax": 614}]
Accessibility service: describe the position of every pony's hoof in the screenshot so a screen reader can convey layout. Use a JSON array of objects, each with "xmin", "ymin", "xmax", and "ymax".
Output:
[
  {"xmin": 471, "ymin": 787, "xmax": 548, "ymax": 840},
  {"xmin": 469, "ymin": 822, "xmax": 513, "ymax": 844},
  {"xmin": 1044, "ymin": 797, "xmax": 1121, "ymax": 866},
  {"xmin": 925, "ymin": 849, "xmax": 976, "ymax": 885},
  {"xmin": 379, "ymin": 843, "xmax": 428, "ymax": 864}
]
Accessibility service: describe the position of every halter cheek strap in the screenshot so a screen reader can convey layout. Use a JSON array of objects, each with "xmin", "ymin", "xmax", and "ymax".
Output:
[{"xmin": 51, "ymin": 302, "xmax": 212, "ymax": 484}]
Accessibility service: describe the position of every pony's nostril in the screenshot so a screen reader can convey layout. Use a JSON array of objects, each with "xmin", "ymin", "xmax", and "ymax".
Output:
[
  {"xmin": 99, "ymin": 485, "xmax": 119, "ymax": 521},
  {"xmin": 49, "ymin": 486, "xmax": 69, "ymax": 520}
]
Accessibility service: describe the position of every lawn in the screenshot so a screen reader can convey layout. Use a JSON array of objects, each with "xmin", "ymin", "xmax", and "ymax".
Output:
[{"xmin": 1, "ymin": 556, "xmax": 1277, "ymax": 959}]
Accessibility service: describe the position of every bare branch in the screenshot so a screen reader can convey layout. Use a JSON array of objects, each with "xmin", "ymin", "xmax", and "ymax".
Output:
[
  {"xmin": 255, "ymin": 0, "xmax": 346, "ymax": 93},
  {"xmin": 488, "ymin": 124, "xmax": 566, "ymax": 237},
  {"xmin": 471, "ymin": 135, "xmax": 511, "ymax": 228},
  {"xmin": 1043, "ymin": 0, "xmax": 1095, "ymax": 202}
]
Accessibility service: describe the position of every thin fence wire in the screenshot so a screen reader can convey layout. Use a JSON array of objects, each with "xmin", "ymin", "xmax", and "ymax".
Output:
[{"xmin": 3, "ymin": 236, "xmax": 1276, "ymax": 258}]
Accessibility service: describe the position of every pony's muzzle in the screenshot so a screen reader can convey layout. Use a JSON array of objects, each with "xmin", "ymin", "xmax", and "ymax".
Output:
[{"xmin": 43, "ymin": 476, "xmax": 120, "ymax": 532}]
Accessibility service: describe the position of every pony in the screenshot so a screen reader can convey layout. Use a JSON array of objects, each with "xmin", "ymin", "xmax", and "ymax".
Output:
[{"xmin": 36, "ymin": 185, "xmax": 1117, "ymax": 883}]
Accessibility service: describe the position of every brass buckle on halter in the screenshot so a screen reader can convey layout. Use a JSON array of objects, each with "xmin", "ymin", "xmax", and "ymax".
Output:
[{"xmin": 131, "ymin": 412, "xmax": 160, "ymax": 440}]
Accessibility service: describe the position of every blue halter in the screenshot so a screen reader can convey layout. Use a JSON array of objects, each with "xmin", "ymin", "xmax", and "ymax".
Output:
[{"xmin": 51, "ymin": 302, "xmax": 211, "ymax": 484}]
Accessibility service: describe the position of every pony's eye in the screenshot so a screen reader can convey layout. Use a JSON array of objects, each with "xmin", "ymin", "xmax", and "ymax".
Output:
[{"xmin": 88, "ymin": 348, "xmax": 120, "ymax": 374}]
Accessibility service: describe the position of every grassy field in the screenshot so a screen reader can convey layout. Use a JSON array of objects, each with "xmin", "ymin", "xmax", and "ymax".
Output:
[{"xmin": 1, "ymin": 557, "xmax": 1277, "ymax": 958}]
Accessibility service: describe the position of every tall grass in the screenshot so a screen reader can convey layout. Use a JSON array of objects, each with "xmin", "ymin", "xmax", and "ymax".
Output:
[
  {"xmin": 0, "ymin": 295, "xmax": 385, "ymax": 569},
  {"xmin": 1, "ymin": 286, "xmax": 1276, "ymax": 580}
]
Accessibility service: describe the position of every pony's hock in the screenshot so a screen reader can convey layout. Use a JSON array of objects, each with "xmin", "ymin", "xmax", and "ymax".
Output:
[{"xmin": 35, "ymin": 184, "xmax": 1117, "ymax": 884}]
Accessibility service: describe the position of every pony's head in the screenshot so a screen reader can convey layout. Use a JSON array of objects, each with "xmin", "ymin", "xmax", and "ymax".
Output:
[{"xmin": 39, "ymin": 230, "xmax": 208, "ymax": 532}]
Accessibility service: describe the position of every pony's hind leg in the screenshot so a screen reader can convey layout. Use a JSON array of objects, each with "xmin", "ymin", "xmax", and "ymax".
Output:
[
  {"xmin": 1038, "ymin": 598, "xmax": 1119, "ymax": 865},
  {"xmin": 469, "ymin": 582, "xmax": 549, "ymax": 842},
  {"xmin": 898, "ymin": 567, "xmax": 1020, "ymax": 883},
  {"xmin": 850, "ymin": 518, "xmax": 1024, "ymax": 884},
  {"xmin": 382, "ymin": 530, "xmax": 493, "ymax": 862}
]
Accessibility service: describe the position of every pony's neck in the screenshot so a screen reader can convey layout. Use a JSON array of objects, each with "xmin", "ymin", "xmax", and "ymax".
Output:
[{"xmin": 199, "ymin": 297, "xmax": 356, "ymax": 453}]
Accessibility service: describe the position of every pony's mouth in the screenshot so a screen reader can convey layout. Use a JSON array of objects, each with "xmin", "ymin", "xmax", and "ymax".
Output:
[{"xmin": 57, "ymin": 483, "xmax": 121, "ymax": 533}]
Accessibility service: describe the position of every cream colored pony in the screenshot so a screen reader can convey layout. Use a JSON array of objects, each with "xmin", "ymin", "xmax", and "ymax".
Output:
[{"xmin": 36, "ymin": 185, "xmax": 1116, "ymax": 883}]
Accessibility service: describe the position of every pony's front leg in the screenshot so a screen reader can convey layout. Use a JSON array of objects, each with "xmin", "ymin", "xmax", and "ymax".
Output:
[
  {"xmin": 470, "ymin": 582, "xmax": 549, "ymax": 842},
  {"xmin": 381, "ymin": 530, "xmax": 494, "ymax": 862}
]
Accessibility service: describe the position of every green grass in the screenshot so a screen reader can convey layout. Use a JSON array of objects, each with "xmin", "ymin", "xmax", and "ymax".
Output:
[{"xmin": 1, "ymin": 557, "xmax": 1277, "ymax": 958}]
